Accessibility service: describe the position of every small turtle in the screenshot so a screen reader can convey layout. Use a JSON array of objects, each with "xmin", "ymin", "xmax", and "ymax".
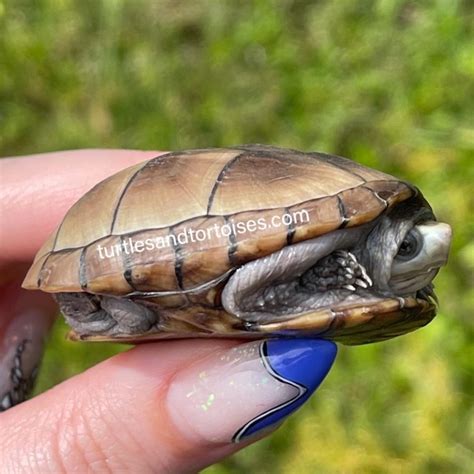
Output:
[{"xmin": 22, "ymin": 145, "xmax": 451, "ymax": 345}]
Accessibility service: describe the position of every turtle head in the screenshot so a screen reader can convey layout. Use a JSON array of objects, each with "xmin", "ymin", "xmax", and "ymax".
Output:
[
  {"xmin": 357, "ymin": 193, "xmax": 452, "ymax": 303},
  {"xmin": 389, "ymin": 221, "xmax": 452, "ymax": 295}
]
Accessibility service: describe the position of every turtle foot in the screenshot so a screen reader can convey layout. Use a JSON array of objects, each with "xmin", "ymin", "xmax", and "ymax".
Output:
[{"xmin": 299, "ymin": 250, "xmax": 373, "ymax": 293}]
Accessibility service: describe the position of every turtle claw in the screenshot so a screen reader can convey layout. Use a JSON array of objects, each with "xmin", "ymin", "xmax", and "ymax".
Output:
[
  {"xmin": 355, "ymin": 278, "xmax": 368, "ymax": 289},
  {"xmin": 417, "ymin": 283, "xmax": 438, "ymax": 305},
  {"xmin": 358, "ymin": 266, "xmax": 373, "ymax": 287}
]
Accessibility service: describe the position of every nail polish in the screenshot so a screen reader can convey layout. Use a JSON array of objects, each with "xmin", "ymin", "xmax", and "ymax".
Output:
[
  {"xmin": 0, "ymin": 310, "xmax": 49, "ymax": 411},
  {"xmin": 167, "ymin": 338, "xmax": 336, "ymax": 444},
  {"xmin": 0, "ymin": 339, "xmax": 38, "ymax": 411}
]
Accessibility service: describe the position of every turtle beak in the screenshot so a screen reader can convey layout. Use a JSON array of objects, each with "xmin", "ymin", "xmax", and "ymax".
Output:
[{"xmin": 417, "ymin": 221, "xmax": 452, "ymax": 270}]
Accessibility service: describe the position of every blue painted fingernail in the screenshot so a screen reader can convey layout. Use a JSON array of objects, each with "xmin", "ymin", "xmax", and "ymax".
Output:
[
  {"xmin": 232, "ymin": 338, "xmax": 337, "ymax": 442},
  {"xmin": 168, "ymin": 338, "xmax": 337, "ymax": 444}
]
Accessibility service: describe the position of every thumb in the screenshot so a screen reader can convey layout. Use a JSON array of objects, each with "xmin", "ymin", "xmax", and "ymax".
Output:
[{"xmin": 0, "ymin": 338, "xmax": 336, "ymax": 473}]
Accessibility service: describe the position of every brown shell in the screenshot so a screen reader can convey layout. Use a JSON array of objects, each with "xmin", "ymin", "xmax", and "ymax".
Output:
[{"xmin": 22, "ymin": 145, "xmax": 414, "ymax": 296}]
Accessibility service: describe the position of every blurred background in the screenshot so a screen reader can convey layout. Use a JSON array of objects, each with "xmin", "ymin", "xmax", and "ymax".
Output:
[{"xmin": 1, "ymin": 0, "xmax": 473, "ymax": 472}]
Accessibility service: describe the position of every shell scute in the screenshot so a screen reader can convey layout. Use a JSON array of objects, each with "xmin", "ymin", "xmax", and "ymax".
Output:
[
  {"xmin": 228, "ymin": 207, "xmax": 290, "ymax": 265},
  {"xmin": 289, "ymin": 195, "xmax": 343, "ymax": 242},
  {"xmin": 172, "ymin": 215, "xmax": 232, "ymax": 290},
  {"xmin": 363, "ymin": 180, "xmax": 414, "ymax": 206},
  {"xmin": 123, "ymin": 228, "xmax": 180, "ymax": 293},
  {"xmin": 22, "ymin": 253, "xmax": 49, "ymax": 289},
  {"xmin": 38, "ymin": 248, "xmax": 84, "ymax": 292},
  {"xmin": 83, "ymin": 236, "xmax": 133, "ymax": 294},
  {"xmin": 112, "ymin": 149, "xmax": 241, "ymax": 233},
  {"xmin": 55, "ymin": 161, "xmax": 148, "ymax": 251},
  {"xmin": 339, "ymin": 186, "xmax": 388, "ymax": 227},
  {"xmin": 210, "ymin": 151, "xmax": 365, "ymax": 214}
]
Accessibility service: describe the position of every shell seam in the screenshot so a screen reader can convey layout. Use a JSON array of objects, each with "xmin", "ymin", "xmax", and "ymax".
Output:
[
  {"xmin": 206, "ymin": 152, "xmax": 247, "ymax": 214},
  {"xmin": 167, "ymin": 226, "xmax": 187, "ymax": 296},
  {"xmin": 285, "ymin": 206, "xmax": 296, "ymax": 245},
  {"xmin": 120, "ymin": 235, "xmax": 139, "ymax": 291},
  {"xmin": 337, "ymin": 196, "xmax": 350, "ymax": 228},
  {"xmin": 109, "ymin": 161, "xmax": 154, "ymax": 234},
  {"xmin": 224, "ymin": 215, "xmax": 239, "ymax": 266}
]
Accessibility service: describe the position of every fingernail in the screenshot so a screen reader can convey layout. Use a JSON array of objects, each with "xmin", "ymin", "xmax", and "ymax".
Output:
[
  {"xmin": 0, "ymin": 309, "xmax": 51, "ymax": 411},
  {"xmin": 167, "ymin": 338, "xmax": 337, "ymax": 444}
]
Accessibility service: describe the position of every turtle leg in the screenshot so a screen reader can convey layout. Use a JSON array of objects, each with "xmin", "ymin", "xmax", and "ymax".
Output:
[
  {"xmin": 55, "ymin": 292, "xmax": 158, "ymax": 336},
  {"xmin": 299, "ymin": 250, "xmax": 373, "ymax": 292},
  {"xmin": 100, "ymin": 296, "xmax": 157, "ymax": 335},
  {"xmin": 55, "ymin": 292, "xmax": 118, "ymax": 335},
  {"xmin": 0, "ymin": 339, "xmax": 39, "ymax": 412}
]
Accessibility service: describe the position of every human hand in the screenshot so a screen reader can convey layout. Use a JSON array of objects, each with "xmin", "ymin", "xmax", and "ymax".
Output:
[{"xmin": 0, "ymin": 150, "xmax": 337, "ymax": 472}]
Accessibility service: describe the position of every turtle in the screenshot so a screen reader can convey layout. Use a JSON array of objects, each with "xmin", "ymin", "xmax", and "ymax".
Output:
[{"xmin": 22, "ymin": 145, "xmax": 452, "ymax": 345}]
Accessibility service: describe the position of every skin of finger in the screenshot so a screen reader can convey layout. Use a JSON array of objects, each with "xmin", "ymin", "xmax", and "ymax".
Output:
[
  {"xmin": 0, "ymin": 339, "xmax": 258, "ymax": 473},
  {"xmin": 0, "ymin": 264, "xmax": 57, "ymax": 334},
  {"xmin": 0, "ymin": 267, "xmax": 57, "ymax": 361},
  {"xmin": 0, "ymin": 149, "xmax": 162, "ymax": 264}
]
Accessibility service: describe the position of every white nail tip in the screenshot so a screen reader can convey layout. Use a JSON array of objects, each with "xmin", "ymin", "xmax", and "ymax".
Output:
[{"xmin": 167, "ymin": 341, "xmax": 300, "ymax": 444}]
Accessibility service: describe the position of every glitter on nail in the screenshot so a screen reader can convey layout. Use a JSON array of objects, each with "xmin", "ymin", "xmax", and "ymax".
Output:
[{"xmin": 200, "ymin": 393, "xmax": 216, "ymax": 412}]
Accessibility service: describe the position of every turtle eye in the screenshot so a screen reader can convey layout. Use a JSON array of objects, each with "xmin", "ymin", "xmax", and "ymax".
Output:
[{"xmin": 396, "ymin": 229, "xmax": 422, "ymax": 261}]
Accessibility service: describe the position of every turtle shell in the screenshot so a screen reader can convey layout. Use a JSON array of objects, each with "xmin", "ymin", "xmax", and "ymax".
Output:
[
  {"xmin": 23, "ymin": 145, "xmax": 435, "ymax": 345},
  {"xmin": 23, "ymin": 145, "xmax": 414, "ymax": 295}
]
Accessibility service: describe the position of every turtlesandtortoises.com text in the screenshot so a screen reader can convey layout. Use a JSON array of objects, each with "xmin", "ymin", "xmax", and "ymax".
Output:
[{"xmin": 96, "ymin": 209, "xmax": 310, "ymax": 259}]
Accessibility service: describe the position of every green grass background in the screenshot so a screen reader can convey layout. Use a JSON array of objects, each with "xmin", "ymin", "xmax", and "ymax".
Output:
[{"xmin": 1, "ymin": 0, "xmax": 473, "ymax": 472}]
